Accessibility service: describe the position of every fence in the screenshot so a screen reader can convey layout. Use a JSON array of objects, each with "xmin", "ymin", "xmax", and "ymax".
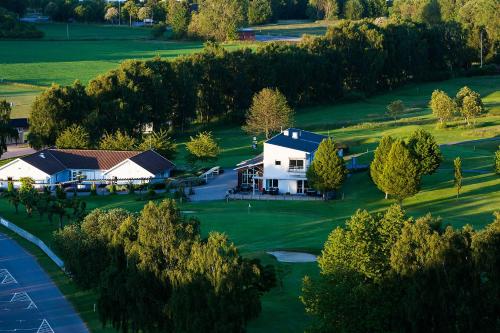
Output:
[
  {"xmin": 228, "ymin": 193, "xmax": 323, "ymax": 201},
  {"xmin": 0, "ymin": 217, "xmax": 65, "ymax": 269}
]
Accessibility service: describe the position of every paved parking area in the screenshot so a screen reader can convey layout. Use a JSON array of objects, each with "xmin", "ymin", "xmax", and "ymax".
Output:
[{"xmin": 0, "ymin": 232, "xmax": 88, "ymax": 332}]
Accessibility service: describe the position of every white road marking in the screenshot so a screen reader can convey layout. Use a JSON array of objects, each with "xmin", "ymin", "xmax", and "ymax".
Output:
[
  {"xmin": 10, "ymin": 292, "xmax": 37, "ymax": 310},
  {"xmin": 0, "ymin": 269, "xmax": 17, "ymax": 285},
  {"xmin": 37, "ymin": 319, "xmax": 54, "ymax": 333}
]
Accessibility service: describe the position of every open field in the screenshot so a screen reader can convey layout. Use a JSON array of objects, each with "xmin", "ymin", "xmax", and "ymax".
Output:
[
  {"xmin": 0, "ymin": 83, "xmax": 43, "ymax": 118},
  {"xmin": 251, "ymin": 20, "xmax": 329, "ymax": 37},
  {"xmin": 0, "ymin": 23, "xmax": 251, "ymax": 87}
]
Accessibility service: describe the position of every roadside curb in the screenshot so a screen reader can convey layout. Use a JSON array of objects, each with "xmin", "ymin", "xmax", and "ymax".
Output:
[{"xmin": 0, "ymin": 217, "xmax": 65, "ymax": 269}]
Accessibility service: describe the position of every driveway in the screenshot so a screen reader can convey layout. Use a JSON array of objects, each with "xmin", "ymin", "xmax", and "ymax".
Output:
[
  {"xmin": 0, "ymin": 232, "xmax": 88, "ymax": 332},
  {"xmin": 1, "ymin": 145, "xmax": 36, "ymax": 160},
  {"xmin": 190, "ymin": 169, "xmax": 237, "ymax": 201}
]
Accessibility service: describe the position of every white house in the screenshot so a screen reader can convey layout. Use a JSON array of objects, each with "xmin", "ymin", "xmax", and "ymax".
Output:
[
  {"xmin": 235, "ymin": 128, "xmax": 329, "ymax": 195},
  {"xmin": 0, "ymin": 148, "xmax": 174, "ymax": 189}
]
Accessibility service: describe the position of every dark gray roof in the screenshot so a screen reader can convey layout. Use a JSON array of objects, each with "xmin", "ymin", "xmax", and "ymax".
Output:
[
  {"xmin": 20, "ymin": 150, "xmax": 66, "ymax": 175},
  {"xmin": 235, "ymin": 154, "xmax": 263, "ymax": 170},
  {"xmin": 265, "ymin": 128, "xmax": 327, "ymax": 152},
  {"xmin": 129, "ymin": 150, "xmax": 175, "ymax": 175},
  {"xmin": 18, "ymin": 149, "xmax": 174, "ymax": 176}
]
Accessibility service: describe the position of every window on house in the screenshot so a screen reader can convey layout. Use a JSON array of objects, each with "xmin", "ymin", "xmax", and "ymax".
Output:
[
  {"xmin": 275, "ymin": 160, "xmax": 281, "ymax": 166},
  {"xmin": 289, "ymin": 159, "xmax": 304, "ymax": 170},
  {"xmin": 266, "ymin": 179, "xmax": 278, "ymax": 189},
  {"xmin": 242, "ymin": 168, "xmax": 255, "ymax": 184}
]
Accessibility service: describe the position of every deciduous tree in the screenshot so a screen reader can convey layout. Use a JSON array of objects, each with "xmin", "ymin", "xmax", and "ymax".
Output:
[
  {"xmin": 167, "ymin": 0, "xmax": 190, "ymax": 38},
  {"xmin": 55, "ymin": 124, "xmax": 90, "ymax": 149},
  {"xmin": 99, "ymin": 130, "xmax": 137, "ymax": 151},
  {"xmin": 0, "ymin": 99, "xmax": 17, "ymax": 158},
  {"xmin": 456, "ymin": 86, "xmax": 484, "ymax": 126},
  {"xmin": 248, "ymin": 0, "xmax": 273, "ymax": 25},
  {"xmin": 139, "ymin": 129, "xmax": 177, "ymax": 159},
  {"xmin": 188, "ymin": 0, "xmax": 246, "ymax": 41},
  {"xmin": 429, "ymin": 89, "xmax": 455, "ymax": 126},
  {"xmin": 386, "ymin": 100, "xmax": 405, "ymax": 120},
  {"xmin": 185, "ymin": 131, "xmax": 220, "ymax": 166},
  {"xmin": 243, "ymin": 88, "xmax": 294, "ymax": 139}
]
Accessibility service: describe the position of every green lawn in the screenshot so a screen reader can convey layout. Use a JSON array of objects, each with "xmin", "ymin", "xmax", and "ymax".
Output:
[
  {"xmin": 0, "ymin": 23, "xmax": 251, "ymax": 87},
  {"xmin": 0, "ymin": 83, "xmax": 43, "ymax": 118}
]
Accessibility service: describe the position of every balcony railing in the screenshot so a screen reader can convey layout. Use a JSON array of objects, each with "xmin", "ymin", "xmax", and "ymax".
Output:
[{"xmin": 288, "ymin": 166, "xmax": 305, "ymax": 173}]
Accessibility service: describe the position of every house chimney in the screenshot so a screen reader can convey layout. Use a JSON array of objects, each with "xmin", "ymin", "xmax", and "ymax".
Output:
[
  {"xmin": 292, "ymin": 132, "xmax": 299, "ymax": 139},
  {"xmin": 283, "ymin": 130, "xmax": 289, "ymax": 136}
]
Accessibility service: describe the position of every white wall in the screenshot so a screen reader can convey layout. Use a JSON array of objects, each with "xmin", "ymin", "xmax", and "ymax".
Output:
[
  {"xmin": 262, "ymin": 143, "xmax": 313, "ymax": 194},
  {"xmin": 105, "ymin": 160, "xmax": 154, "ymax": 184},
  {"xmin": 0, "ymin": 159, "xmax": 50, "ymax": 188}
]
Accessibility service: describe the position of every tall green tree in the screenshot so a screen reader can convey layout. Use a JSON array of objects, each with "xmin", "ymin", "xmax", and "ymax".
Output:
[
  {"xmin": 243, "ymin": 88, "xmax": 294, "ymax": 139},
  {"xmin": 307, "ymin": 0, "xmax": 339, "ymax": 20},
  {"xmin": 185, "ymin": 131, "xmax": 220, "ymax": 166},
  {"xmin": 122, "ymin": 0, "xmax": 139, "ymax": 26},
  {"xmin": 381, "ymin": 140, "xmax": 421, "ymax": 203},
  {"xmin": 55, "ymin": 124, "xmax": 90, "ymax": 149},
  {"xmin": 0, "ymin": 99, "xmax": 17, "ymax": 158},
  {"xmin": 99, "ymin": 130, "xmax": 137, "ymax": 151},
  {"xmin": 306, "ymin": 138, "xmax": 347, "ymax": 197},
  {"xmin": 29, "ymin": 81, "xmax": 92, "ymax": 148},
  {"xmin": 370, "ymin": 135, "xmax": 395, "ymax": 199},
  {"xmin": 344, "ymin": 0, "xmax": 365, "ymax": 19},
  {"xmin": 386, "ymin": 100, "xmax": 405, "ymax": 120},
  {"xmin": 429, "ymin": 89, "xmax": 455, "ymax": 126},
  {"xmin": 407, "ymin": 128, "xmax": 442, "ymax": 176},
  {"xmin": 138, "ymin": 129, "xmax": 177, "ymax": 159},
  {"xmin": 188, "ymin": 0, "xmax": 246, "ymax": 41},
  {"xmin": 455, "ymin": 86, "xmax": 484, "ymax": 126},
  {"xmin": 248, "ymin": 0, "xmax": 273, "ymax": 25},
  {"xmin": 453, "ymin": 156, "xmax": 462, "ymax": 198},
  {"xmin": 167, "ymin": 0, "xmax": 190, "ymax": 38}
]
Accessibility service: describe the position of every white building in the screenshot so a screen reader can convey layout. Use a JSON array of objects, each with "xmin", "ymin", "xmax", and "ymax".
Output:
[
  {"xmin": 0, "ymin": 148, "xmax": 174, "ymax": 189},
  {"xmin": 235, "ymin": 128, "xmax": 329, "ymax": 195}
]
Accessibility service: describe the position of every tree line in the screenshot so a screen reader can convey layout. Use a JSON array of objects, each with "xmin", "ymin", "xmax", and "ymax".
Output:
[
  {"xmin": 302, "ymin": 205, "xmax": 500, "ymax": 332},
  {"xmin": 53, "ymin": 199, "xmax": 276, "ymax": 332},
  {"xmin": 29, "ymin": 19, "xmax": 475, "ymax": 148},
  {"xmin": 0, "ymin": 4, "xmax": 43, "ymax": 38}
]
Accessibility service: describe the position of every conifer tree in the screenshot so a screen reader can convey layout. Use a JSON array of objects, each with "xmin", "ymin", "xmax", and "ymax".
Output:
[
  {"xmin": 407, "ymin": 128, "xmax": 442, "ymax": 176},
  {"xmin": 370, "ymin": 135, "xmax": 395, "ymax": 199},
  {"xmin": 307, "ymin": 138, "xmax": 347, "ymax": 197},
  {"xmin": 381, "ymin": 140, "xmax": 421, "ymax": 203}
]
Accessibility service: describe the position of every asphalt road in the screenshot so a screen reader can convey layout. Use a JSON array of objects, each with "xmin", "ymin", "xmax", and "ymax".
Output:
[{"xmin": 0, "ymin": 232, "xmax": 88, "ymax": 333}]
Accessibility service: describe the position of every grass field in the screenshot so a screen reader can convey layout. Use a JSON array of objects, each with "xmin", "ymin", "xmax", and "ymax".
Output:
[
  {"xmin": 0, "ymin": 23, "xmax": 250, "ymax": 87},
  {"xmin": 0, "ymin": 83, "xmax": 44, "ymax": 118}
]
